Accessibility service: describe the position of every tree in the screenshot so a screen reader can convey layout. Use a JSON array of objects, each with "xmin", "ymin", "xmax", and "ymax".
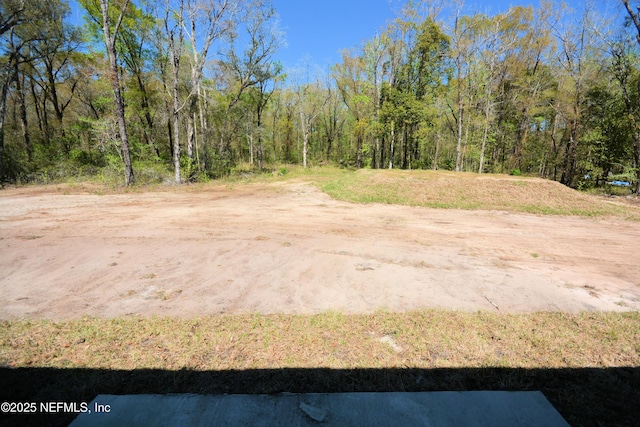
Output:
[
  {"xmin": 362, "ymin": 34, "xmax": 386, "ymax": 168},
  {"xmin": 442, "ymin": 3, "xmax": 482, "ymax": 173},
  {"xmin": 1, "ymin": 0, "xmax": 29, "ymax": 181},
  {"xmin": 549, "ymin": 3, "xmax": 600, "ymax": 188},
  {"xmin": 333, "ymin": 50, "xmax": 371, "ymax": 168},
  {"xmin": 475, "ymin": 13, "xmax": 499, "ymax": 173},
  {"xmin": 29, "ymin": 2, "xmax": 84, "ymax": 150},
  {"xmin": 0, "ymin": 0, "xmax": 24, "ymax": 37},
  {"xmin": 97, "ymin": 0, "xmax": 134, "ymax": 185},
  {"xmin": 291, "ymin": 61, "xmax": 329, "ymax": 168},
  {"xmin": 221, "ymin": 0, "xmax": 282, "ymax": 170},
  {"xmin": 81, "ymin": 0, "xmax": 159, "ymax": 157},
  {"xmin": 162, "ymin": 0, "xmax": 185, "ymax": 183},
  {"xmin": 0, "ymin": 0, "xmax": 71, "ymax": 182},
  {"xmin": 320, "ymin": 77, "xmax": 344, "ymax": 163},
  {"xmin": 184, "ymin": 0, "xmax": 237, "ymax": 179},
  {"xmin": 622, "ymin": 0, "xmax": 640, "ymax": 195}
]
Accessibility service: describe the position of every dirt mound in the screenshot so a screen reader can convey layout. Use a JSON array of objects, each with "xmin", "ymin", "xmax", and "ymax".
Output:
[{"xmin": 326, "ymin": 169, "xmax": 638, "ymax": 217}]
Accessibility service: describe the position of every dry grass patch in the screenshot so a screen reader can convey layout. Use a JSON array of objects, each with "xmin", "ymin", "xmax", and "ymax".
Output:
[
  {"xmin": 1, "ymin": 311, "xmax": 639, "ymax": 426},
  {"xmin": 2, "ymin": 311, "xmax": 638, "ymax": 371},
  {"xmin": 321, "ymin": 169, "xmax": 640, "ymax": 219}
]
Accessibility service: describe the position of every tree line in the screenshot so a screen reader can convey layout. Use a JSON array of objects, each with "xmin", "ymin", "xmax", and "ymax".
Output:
[{"xmin": 1, "ymin": 0, "xmax": 639, "ymax": 194}]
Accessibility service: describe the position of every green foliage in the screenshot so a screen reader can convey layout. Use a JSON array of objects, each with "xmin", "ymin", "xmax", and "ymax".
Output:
[
  {"xmin": 2, "ymin": 0, "xmax": 639, "ymax": 189},
  {"xmin": 1, "ymin": 139, "xmax": 30, "ymax": 182},
  {"xmin": 130, "ymin": 160, "xmax": 173, "ymax": 185},
  {"xmin": 583, "ymin": 84, "xmax": 635, "ymax": 175},
  {"xmin": 609, "ymin": 169, "xmax": 638, "ymax": 184}
]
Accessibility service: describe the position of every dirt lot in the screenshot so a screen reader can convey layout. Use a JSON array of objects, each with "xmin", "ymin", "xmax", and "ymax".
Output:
[{"xmin": 1, "ymin": 181, "xmax": 639, "ymax": 319}]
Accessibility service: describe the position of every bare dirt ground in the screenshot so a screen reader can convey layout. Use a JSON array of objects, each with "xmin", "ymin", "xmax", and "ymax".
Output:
[{"xmin": 1, "ymin": 181, "xmax": 639, "ymax": 319}]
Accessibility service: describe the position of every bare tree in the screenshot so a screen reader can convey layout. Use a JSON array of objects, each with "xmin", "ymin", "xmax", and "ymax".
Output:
[
  {"xmin": 163, "ymin": 0, "xmax": 239, "ymax": 182},
  {"xmin": 219, "ymin": 0, "xmax": 281, "ymax": 169},
  {"xmin": 163, "ymin": 0, "xmax": 185, "ymax": 183},
  {"xmin": 99, "ymin": 0, "xmax": 134, "ymax": 185},
  {"xmin": 185, "ymin": 0, "xmax": 237, "ymax": 179}
]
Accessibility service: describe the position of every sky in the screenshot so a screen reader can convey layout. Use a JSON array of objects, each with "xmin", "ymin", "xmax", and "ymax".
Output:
[
  {"xmin": 269, "ymin": 0, "xmax": 623, "ymax": 69},
  {"xmin": 68, "ymin": 0, "xmax": 625, "ymax": 70},
  {"xmin": 271, "ymin": 0, "xmax": 393, "ymax": 68}
]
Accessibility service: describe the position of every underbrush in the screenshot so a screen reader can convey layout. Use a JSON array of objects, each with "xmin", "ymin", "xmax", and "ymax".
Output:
[
  {"xmin": 14, "ymin": 159, "xmax": 174, "ymax": 187},
  {"xmin": 584, "ymin": 185, "xmax": 637, "ymax": 197}
]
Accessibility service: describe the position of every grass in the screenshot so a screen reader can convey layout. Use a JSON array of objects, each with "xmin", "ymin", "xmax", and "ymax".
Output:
[
  {"xmin": 5, "ymin": 311, "xmax": 637, "ymax": 371},
  {"xmin": 1, "ymin": 311, "xmax": 639, "ymax": 426},
  {"xmin": 318, "ymin": 168, "xmax": 640, "ymax": 219}
]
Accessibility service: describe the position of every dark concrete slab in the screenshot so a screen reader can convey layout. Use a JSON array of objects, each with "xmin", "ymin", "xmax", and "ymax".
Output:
[{"xmin": 69, "ymin": 391, "xmax": 569, "ymax": 426}]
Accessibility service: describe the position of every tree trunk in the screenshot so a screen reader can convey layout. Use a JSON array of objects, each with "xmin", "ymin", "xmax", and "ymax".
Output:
[
  {"xmin": 186, "ymin": 60, "xmax": 200, "ymax": 179},
  {"xmin": 479, "ymin": 82, "xmax": 493, "ymax": 174},
  {"xmin": 402, "ymin": 128, "xmax": 408, "ymax": 169},
  {"xmin": 299, "ymin": 109, "xmax": 308, "ymax": 168},
  {"xmin": 560, "ymin": 123, "xmax": 578, "ymax": 188},
  {"xmin": 100, "ymin": 0, "xmax": 134, "ymax": 186},
  {"xmin": 635, "ymin": 127, "xmax": 640, "ymax": 196},
  {"xmin": 165, "ymin": 0, "xmax": 184, "ymax": 183},
  {"xmin": 433, "ymin": 130, "xmax": 440, "ymax": 170},
  {"xmin": 379, "ymin": 134, "xmax": 385, "ymax": 169},
  {"xmin": 257, "ymin": 106, "xmax": 263, "ymax": 170},
  {"xmin": 373, "ymin": 137, "xmax": 379, "ymax": 169},
  {"xmin": 356, "ymin": 133, "xmax": 363, "ymax": 168},
  {"xmin": 550, "ymin": 103, "xmax": 561, "ymax": 182},
  {"xmin": 186, "ymin": 97, "xmax": 196, "ymax": 180},
  {"xmin": 30, "ymin": 78, "xmax": 43, "ymax": 134},
  {"xmin": 0, "ymin": 77, "xmax": 11, "ymax": 183},
  {"xmin": 46, "ymin": 59, "xmax": 64, "ymax": 125},
  {"xmin": 637, "ymin": 78, "xmax": 640, "ymax": 196},
  {"xmin": 171, "ymin": 64, "xmax": 181, "ymax": 183},
  {"xmin": 389, "ymin": 121, "xmax": 395, "ymax": 169},
  {"xmin": 16, "ymin": 70, "xmax": 30, "ymax": 161},
  {"xmin": 455, "ymin": 57, "xmax": 464, "ymax": 172},
  {"xmin": 135, "ymin": 73, "xmax": 158, "ymax": 157},
  {"xmin": 622, "ymin": 0, "xmax": 640, "ymax": 195}
]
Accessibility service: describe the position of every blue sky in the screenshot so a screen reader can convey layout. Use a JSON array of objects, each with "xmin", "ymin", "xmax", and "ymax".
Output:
[
  {"xmin": 68, "ymin": 0, "xmax": 625, "ymax": 70},
  {"xmin": 271, "ymin": 0, "xmax": 393, "ymax": 68},
  {"xmin": 270, "ymin": 0, "xmax": 623, "ymax": 69}
]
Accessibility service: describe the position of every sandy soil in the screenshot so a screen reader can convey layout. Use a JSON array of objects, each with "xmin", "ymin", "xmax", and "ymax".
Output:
[{"xmin": 1, "ymin": 181, "xmax": 639, "ymax": 319}]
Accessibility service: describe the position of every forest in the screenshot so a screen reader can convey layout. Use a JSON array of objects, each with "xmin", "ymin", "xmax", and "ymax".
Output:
[{"xmin": 1, "ymin": 0, "xmax": 640, "ymax": 194}]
